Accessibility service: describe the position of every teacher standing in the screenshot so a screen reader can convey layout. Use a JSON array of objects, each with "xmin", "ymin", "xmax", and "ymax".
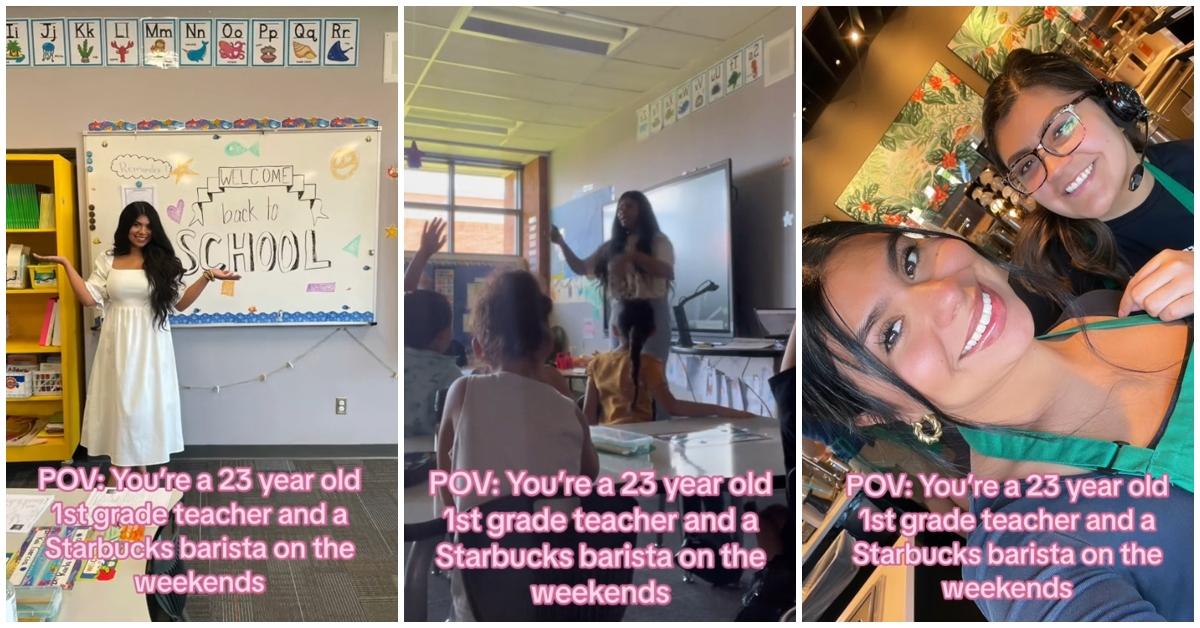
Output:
[
  {"xmin": 36, "ymin": 202, "xmax": 240, "ymax": 477},
  {"xmin": 551, "ymin": 190, "xmax": 675, "ymax": 363}
]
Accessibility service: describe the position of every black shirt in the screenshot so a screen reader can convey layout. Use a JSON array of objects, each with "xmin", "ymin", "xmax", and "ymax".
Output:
[{"xmin": 1106, "ymin": 139, "xmax": 1194, "ymax": 272}]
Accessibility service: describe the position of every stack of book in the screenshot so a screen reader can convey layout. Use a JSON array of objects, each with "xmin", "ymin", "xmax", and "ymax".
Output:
[
  {"xmin": 39, "ymin": 298, "xmax": 60, "ymax": 347},
  {"xmin": 6, "ymin": 184, "xmax": 52, "ymax": 228}
]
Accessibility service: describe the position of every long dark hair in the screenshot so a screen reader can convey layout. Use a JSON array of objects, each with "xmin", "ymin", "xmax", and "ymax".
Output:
[
  {"xmin": 802, "ymin": 221, "xmax": 1083, "ymax": 472},
  {"xmin": 616, "ymin": 299, "xmax": 655, "ymax": 409},
  {"xmin": 594, "ymin": 190, "xmax": 663, "ymax": 291},
  {"xmin": 470, "ymin": 270, "xmax": 552, "ymax": 367},
  {"xmin": 982, "ymin": 49, "xmax": 1135, "ymax": 293},
  {"xmin": 113, "ymin": 202, "xmax": 183, "ymax": 329}
]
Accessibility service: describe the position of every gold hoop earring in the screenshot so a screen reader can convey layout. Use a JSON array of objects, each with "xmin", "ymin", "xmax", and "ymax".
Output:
[{"xmin": 913, "ymin": 414, "xmax": 942, "ymax": 445}]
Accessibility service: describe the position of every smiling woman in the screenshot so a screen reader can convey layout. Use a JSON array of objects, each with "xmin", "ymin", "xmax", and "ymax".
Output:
[
  {"xmin": 802, "ymin": 220, "xmax": 1194, "ymax": 621},
  {"xmin": 981, "ymin": 50, "xmax": 1194, "ymax": 333}
]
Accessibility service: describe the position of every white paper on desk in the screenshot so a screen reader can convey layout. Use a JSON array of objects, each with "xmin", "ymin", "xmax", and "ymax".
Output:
[
  {"xmin": 6, "ymin": 495, "xmax": 53, "ymax": 535},
  {"xmin": 84, "ymin": 487, "xmax": 173, "ymax": 511},
  {"xmin": 654, "ymin": 425, "xmax": 769, "ymax": 446}
]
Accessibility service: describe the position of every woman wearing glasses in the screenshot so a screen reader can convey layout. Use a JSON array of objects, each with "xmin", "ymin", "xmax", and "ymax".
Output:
[{"xmin": 983, "ymin": 49, "xmax": 1192, "ymax": 333}]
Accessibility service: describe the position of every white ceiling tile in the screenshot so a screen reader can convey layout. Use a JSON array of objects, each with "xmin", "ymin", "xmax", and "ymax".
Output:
[
  {"xmin": 586, "ymin": 58, "xmax": 676, "ymax": 92},
  {"xmin": 403, "ymin": 6, "xmax": 464, "ymax": 29},
  {"xmin": 422, "ymin": 62, "xmax": 576, "ymax": 104},
  {"xmin": 653, "ymin": 7, "xmax": 777, "ymax": 40},
  {"xmin": 538, "ymin": 103, "xmax": 609, "ymax": 128},
  {"xmin": 404, "ymin": 57, "xmax": 430, "ymax": 83},
  {"xmin": 558, "ymin": 82, "xmax": 638, "ymax": 111},
  {"xmin": 499, "ymin": 136, "xmax": 557, "ymax": 152},
  {"xmin": 405, "ymin": 23, "xmax": 446, "ymax": 59},
  {"xmin": 404, "ymin": 5, "xmax": 787, "ymax": 160},
  {"xmin": 408, "ymin": 86, "xmax": 544, "ymax": 124},
  {"xmin": 612, "ymin": 27, "xmax": 722, "ymax": 69},
  {"xmin": 403, "ymin": 126, "xmax": 508, "ymax": 146},
  {"xmin": 406, "ymin": 106, "xmax": 515, "ymax": 130},
  {"xmin": 511, "ymin": 121, "xmax": 580, "ymax": 142}
]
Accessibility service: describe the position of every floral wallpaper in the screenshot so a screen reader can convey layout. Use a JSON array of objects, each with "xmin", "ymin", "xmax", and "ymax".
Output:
[
  {"xmin": 835, "ymin": 63, "xmax": 984, "ymax": 224},
  {"xmin": 949, "ymin": 6, "xmax": 1085, "ymax": 82}
]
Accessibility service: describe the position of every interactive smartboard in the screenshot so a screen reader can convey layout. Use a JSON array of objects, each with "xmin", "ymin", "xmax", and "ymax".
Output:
[{"xmin": 82, "ymin": 128, "xmax": 381, "ymax": 326}]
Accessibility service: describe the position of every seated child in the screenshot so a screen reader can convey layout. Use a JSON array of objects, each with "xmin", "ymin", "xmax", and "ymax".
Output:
[
  {"xmin": 404, "ymin": 289, "xmax": 462, "ymax": 437},
  {"xmin": 584, "ymin": 299, "xmax": 754, "ymax": 425},
  {"xmin": 436, "ymin": 269, "xmax": 599, "ymax": 620}
]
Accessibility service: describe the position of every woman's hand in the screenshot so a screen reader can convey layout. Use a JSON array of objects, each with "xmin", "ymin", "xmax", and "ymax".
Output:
[
  {"xmin": 549, "ymin": 226, "xmax": 564, "ymax": 245},
  {"xmin": 209, "ymin": 267, "xmax": 242, "ymax": 281},
  {"xmin": 32, "ymin": 253, "xmax": 68, "ymax": 266},
  {"xmin": 419, "ymin": 217, "xmax": 447, "ymax": 257},
  {"xmin": 1118, "ymin": 249, "xmax": 1193, "ymax": 321}
]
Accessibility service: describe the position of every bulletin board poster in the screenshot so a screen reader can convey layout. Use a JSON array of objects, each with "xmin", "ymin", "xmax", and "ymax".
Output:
[
  {"xmin": 6, "ymin": 19, "xmax": 32, "ymax": 66},
  {"xmin": 287, "ymin": 18, "xmax": 322, "ymax": 66},
  {"xmin": 67, "ymin": 18, "xmax": 103, "ymax": 66},
  {"xmin": 140, "ymin": 18, "xmax": 179, "ymax": 68},
  {"xmin": 103, "ymin": 18, "xmax": 139, "ymax": 66},
  {"xmin": 179, "ymin": 19, "xmax": 214, "ymax": 66},
  {"xmin": 214, "ymin": 19, "xmax": 250, "ymax": 66},
  {"xmin": 251, "ymin": 19, "xmax": 286, "ymax": 67},
  {"xmin": 30, "ymin": 18, "xmax": 67, "ymax": 67}
]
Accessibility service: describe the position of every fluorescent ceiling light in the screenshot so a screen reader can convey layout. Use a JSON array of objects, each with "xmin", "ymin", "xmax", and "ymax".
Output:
[{"xmin": 462, "ymin": 6, "xmax": 633, "ymax": 55}]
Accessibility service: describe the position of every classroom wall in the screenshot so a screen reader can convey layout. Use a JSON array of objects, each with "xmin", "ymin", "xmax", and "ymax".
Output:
[
  {"xmin": 801, "ymin": 7, "xmax": 987, "ymax": 226},
  {"xmin": 549, "ymin": 6, "xmax": 796, "ymax": 350},
  {"xmin": 6, "ymin": 7, "xmax": 399, "ymax": 446}
]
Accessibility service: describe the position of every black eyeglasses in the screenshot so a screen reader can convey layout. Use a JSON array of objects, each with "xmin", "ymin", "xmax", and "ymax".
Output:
[{"xmin": 1003, "ymin": 93, "xmax": 1090, "ymax": 195}]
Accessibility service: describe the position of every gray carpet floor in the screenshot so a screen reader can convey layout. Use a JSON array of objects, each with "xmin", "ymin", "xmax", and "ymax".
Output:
[{"xmin": 7, "ymin": 457, "xmax": 398, "ymax": 622}]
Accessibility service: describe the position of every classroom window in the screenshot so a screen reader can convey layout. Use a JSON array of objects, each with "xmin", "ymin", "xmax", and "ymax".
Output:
[
  {"xmin": 452, "ymin": 211, "xmax": 519, "ymax": 255},
  {"xmin": 403, "ymin": 158, "xmax": 522, "ymax": 255},
  {"xmin": 402, "ymin": 207, "xmax": 450, "ymax": 253}
]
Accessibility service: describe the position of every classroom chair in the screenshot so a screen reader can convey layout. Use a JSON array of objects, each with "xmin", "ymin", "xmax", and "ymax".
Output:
[
  {"xmin": 145, "ymin": 507, "xmax": 188, "ymax": 621},
  {"xmin": 458, "ymin": 493, "xmax": 639, "ymax": 621}
]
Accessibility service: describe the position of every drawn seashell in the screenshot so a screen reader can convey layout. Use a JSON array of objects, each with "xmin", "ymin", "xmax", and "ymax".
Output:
[{"xmin": 292, "ymin": 42, "xmax": 317, "ymax": 60}]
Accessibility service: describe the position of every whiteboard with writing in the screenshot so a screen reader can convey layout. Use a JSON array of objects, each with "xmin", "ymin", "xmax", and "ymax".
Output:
[{"xmin": 82, "ymin": 129, "xmax": 380, "ymax": 326}]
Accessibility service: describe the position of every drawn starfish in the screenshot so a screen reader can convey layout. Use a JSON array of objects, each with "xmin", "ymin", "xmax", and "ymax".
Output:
[
  {"xmin": 171, "ymin": 158, "xmax": 198, "ymax": 184},
  {"xmin": 384, "ymin": 225, "xmax": 398, "ymax": 239}
]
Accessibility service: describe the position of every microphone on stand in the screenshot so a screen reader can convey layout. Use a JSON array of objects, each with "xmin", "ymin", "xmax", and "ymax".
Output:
[{"xmin": 674, "ymin": 280, "xmax": 719, "ymax": 348}]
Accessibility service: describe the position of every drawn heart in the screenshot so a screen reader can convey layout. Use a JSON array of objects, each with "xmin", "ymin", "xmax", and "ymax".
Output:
[{"xmin": 166, "ymin": 199, "xmax": 185, "ymax": 223}]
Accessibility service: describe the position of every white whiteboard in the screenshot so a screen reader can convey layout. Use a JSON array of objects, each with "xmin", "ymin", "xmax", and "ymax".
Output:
[{"xmin": 82, "ymin": 128, "xmax": 381, "ymax": 326}]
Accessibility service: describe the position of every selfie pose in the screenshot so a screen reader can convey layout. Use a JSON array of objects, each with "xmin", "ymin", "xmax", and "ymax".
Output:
[{"xmin": 802, "ymin": 221, "xmax": 1192, "ymax": 621}]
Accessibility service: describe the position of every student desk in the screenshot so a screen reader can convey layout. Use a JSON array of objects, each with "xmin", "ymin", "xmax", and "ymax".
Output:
[
  {"xmin": 6, "ymin": 487, "xmax": 184, "ymax": 622},
  {"xmin": 558, "ymin": 367, "xmax": 589, "ymax": 397},
  {"xmin": 403, "ymin": 416, "xmax": 787, "ymax": 620}
]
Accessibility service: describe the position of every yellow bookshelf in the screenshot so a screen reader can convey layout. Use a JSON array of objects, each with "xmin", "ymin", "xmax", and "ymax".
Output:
[{"xmin": 7, "ymin": 153, "xmax": 82, "ymax": 463}]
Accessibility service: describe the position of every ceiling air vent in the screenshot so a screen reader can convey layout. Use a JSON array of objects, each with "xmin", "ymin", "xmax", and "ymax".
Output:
[{"xmin": 461, "ymin": 6, "xmax": 633, "ymax": 56}]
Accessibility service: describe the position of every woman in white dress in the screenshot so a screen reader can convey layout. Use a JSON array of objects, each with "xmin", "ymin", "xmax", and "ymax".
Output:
[{"xmin": 36, "ymin": 202, "xmax": 239, "ymax": 473}]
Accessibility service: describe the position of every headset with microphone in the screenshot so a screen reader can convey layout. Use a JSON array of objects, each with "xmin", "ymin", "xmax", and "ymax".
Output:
[{"xmin": 1094, "ymin": 78, "xmax": 1152, "ymax": 191}]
